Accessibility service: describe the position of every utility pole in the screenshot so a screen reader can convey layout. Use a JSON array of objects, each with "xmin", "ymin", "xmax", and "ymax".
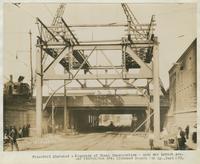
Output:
[
  {"xmin": 64, "ymin": 69, "xmax": 68, "ymax": 132},
  {"xmin": 29, "ymin": 30, "xmax": 33, "ymax": 98},
  {"xmin": 153, "ymin": 37, "xmax": 160, "ymax": 140},
  {"xmin": 36, "ymin": 24, "xmax": 43, "ymax": 137}
]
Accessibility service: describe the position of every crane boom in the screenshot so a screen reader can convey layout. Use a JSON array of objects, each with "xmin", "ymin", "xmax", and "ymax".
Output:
[
  {"xmin": 121, "ymin": 3, "xmax": 146, "ymax": 40},
  {"xmin": 52, "ymin": 3, "xmax": 66, "ymax": 26},
  {"xmin": 43, "ymin": 3, "xmax": 90, "ymax": 71}
]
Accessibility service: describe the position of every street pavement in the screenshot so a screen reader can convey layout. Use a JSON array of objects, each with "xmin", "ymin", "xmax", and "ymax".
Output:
[{"xmin": 4, "ymin": 132, "xmax": 174, "ymax": 151}]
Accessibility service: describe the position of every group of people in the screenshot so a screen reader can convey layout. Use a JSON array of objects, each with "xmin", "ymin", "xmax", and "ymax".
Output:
[
  {"xmin": 4, "ymin": 124, "xmax": 30, "ymax": 139},
  {"xmin": 148, "ymin": 124, "xmax": 197, "ymax": 150},
  {"xmin": 18, "ymin": 124, "xmax": 31, "ymax": 138},
  {"xmin": 4, "ymin": 124, "xmax": 31, "ymax": 151},
  {"xmin": 177, "ymin": 124, "xmax": 197, "ymax": 150}
]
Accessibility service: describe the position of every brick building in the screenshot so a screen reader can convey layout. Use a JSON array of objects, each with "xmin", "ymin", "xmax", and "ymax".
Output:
[{"xmin": 166, "ymin": 39, "xmax": 197, "ymax": 133}]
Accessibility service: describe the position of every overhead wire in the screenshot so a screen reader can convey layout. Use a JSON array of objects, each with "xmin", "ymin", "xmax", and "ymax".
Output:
[
  {"xmin": 43, "ymin": 3, "xmax": 54, "ymax": 18},
  {"xmin": 10, "ymin": 2, "xmax": 36, "ymax": 19}
]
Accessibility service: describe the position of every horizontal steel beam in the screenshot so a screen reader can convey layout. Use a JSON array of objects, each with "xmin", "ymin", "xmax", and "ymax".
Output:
[
  {"xmin": 89, "ymin": 66, "xmax": 123, "ymax": 69},
  {"xmin": 36, "ymin": 18, "xmax": 59, "ymax": 42},
  {"xmin": 73, "ymin": 43, "xmax": 154, "ymax": 50},
  {"xmin": 61, "ymin": 18, "xmax": 80, "ymax": 45},
  {"xmin": 40, "ymin": 42, "xmax": 154, "ymax": 49},
  {"xmin": 48, "ymin": 23, "xmax": 156, "ymax": 28},
  {"xmin": 43, "ymin": 73, "xmax": 153, "ymax": 80},
  {"xmin": 65, "ymin": 86, "xmax": 146, "ymax": 90},
  {"xmin": 68, "ymin": 23, "xmax": 156, "ymax": 28},
  {"xmin": 68, "ymin": 107, "xmax": 147, "ymax": 111},
  {"xmin": 79, "ymin": 40, "xmax": 122, "ymax": 44}
]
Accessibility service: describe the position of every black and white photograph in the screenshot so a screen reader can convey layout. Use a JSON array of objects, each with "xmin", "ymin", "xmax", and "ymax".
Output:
[{"xmin": 2, "ymin": 2, "xmax": 197, "ymax": 152}]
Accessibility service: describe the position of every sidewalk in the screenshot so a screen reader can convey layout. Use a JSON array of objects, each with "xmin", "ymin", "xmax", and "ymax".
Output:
[
  {"xmin": 4, "ymin": 133, "xmax": 68, "ymax": 151},
  {"xmin": 186, "ymin": 139, "xmax": 197, "ymax": 150}
]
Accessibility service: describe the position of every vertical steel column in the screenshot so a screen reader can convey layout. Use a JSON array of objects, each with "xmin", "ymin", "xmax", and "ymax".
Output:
[
  {"xmin": 105, "ymin": 69, "xmax": 108, "ymax": 86},
  {"xmin": 92, "ymin": 115, "xmax": 94, "ymax": 127},
  {"xmin": 70, "ymin": 111, "xmax": 75, "ymax": 131},
  {"xmin": 68, "ymin": 47, "xmax": 73, "ymax": 130},
  {"xmin": 52, "ymin": 100, "xmax": 55, "ymax": 133},
  {"xmin": 91, "ymin": 115, "xmax": 93, "ymax": 127},
  {"xmin": 90, "ymin": 114, "xmax": 92, "ymax": 127},
  {"xmin": 96, "ymin": 114, "xmax": 99, "ymax": 127},
  {"xmin": 146, "ymin": 80, "xmax": 151, "ymax": 132},
  {"xmin": 36, "ymin": 39, "xmax": 43, "ymax": 137},
  {"xmin": 145, "ymin": 103, "xmax": 151, "ymax": 132},
  {"xmin": 122, "ymin": 43, "xmax": 127, "ymax": 76},
  {"xmin": 64, "ymin": 69, "xmax": 68, "ymax": 131},
  {"xmin": 153, "ymin": 38, "xmax": 160, "ymax": 139}
]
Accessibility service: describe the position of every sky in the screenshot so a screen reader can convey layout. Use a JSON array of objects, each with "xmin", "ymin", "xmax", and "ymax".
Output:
[{"xmin": 3, "ymin": 3, "xmax": 197, "ymax": 92}]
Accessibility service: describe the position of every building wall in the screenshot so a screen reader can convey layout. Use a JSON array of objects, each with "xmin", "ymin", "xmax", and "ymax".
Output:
[
  {"xmin": 175, "ymin": 112, "xmax": 196, "ymax": 129},
  {"xmin": 167, "ymin": 39, "xmax": 197, "ymax": 133},
  {"xmin": 176, "ymin": 46, "xmax": 196, "ymax": 113},
  {"xmin": 4, "ymin": 110, "xmax": 28, "ymax": 129},
  {"xmin": 3, "ymin": 97, "xmax": 47, "ymax": 136}
]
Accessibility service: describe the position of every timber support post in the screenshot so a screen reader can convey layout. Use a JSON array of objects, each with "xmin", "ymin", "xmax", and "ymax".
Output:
[
  {"xmin": 64, "ymin": 70, "xmax": 69, "ymax": 132},
  {"xmin": 153, "ymin": 37, "xmax": 160, "ymax": 140},
  {"xmin": 52, "ymin": 100, "xmax": 55, "ymax": 133},
  {"xmin": 36, "ymin": 36, "xmax": 43, "ymax": 137}
]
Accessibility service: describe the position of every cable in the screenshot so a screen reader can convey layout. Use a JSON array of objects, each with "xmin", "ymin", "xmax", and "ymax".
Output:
[
  {"xmin": 11, "ymin": 2, "xmax": 36, "ymax": 19},
  {"xmin": 43, "ymin": 3, "xmax": 54, "ymax": 18},
  {"xmin": 43, "ymin": 80, "xmax": 72, "ymax": 111}
]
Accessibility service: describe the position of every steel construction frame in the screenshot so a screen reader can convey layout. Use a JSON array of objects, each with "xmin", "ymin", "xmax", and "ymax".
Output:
[{"xmin": 35, "ymin": 6, "xmax": 160, "ymax": 140}]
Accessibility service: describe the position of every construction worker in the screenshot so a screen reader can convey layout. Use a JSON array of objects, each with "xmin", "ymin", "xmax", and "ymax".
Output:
[
  {"xmin": 148, "ymin": 130, "xmax": 154, "ymax": 150},
  {"xmin": 108, "ymin": 121, "xmax": 115, "ymax": 131},
  {"xmin": 191, "ymin": 124, "xmax": 197, "ymax": 143},
  {"xmin": 185, "ymin": 125, "xmax": 189, "ymax": 140},
  {"xmin": 8, "ymin": 126, "xmax": 19, "ymax": 151},
  {"xmin": 176, "ymin": 127, "xmax": 186, "ymax": 150},
  {"xmin": 131, "ymin": 114, "xmax": 138, "ymax": 132}
]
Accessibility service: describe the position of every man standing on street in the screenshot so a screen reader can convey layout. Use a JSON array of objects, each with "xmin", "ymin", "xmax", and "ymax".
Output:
[
  {"xmin": 8, "ymin": 126, "xmax": 19, "ymax": 151},
  {"xmin": 131, "ymin": 114, "xmax": 138, "ymax": 132},
  {"xmin": 185, "ymin": 125, "xmax": 189, "ymax": 140},
  {"xmin": 176, "ymin": 127, "xmax": 186, "ymax": 150}
]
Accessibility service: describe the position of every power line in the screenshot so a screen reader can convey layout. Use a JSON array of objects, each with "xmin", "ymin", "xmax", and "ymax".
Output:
[
  {"xmin": 43, "ymin": 4, "xmax": 54, "ymax": 18},
  {"xmin": 11, "ymin": 2, "xmax": 36, "ymax": 19}
]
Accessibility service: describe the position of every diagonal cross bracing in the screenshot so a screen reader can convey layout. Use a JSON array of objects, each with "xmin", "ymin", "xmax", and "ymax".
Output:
[{"xmin": 35, "ymin": 4, "xmax": 161, "ymax": 139}]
